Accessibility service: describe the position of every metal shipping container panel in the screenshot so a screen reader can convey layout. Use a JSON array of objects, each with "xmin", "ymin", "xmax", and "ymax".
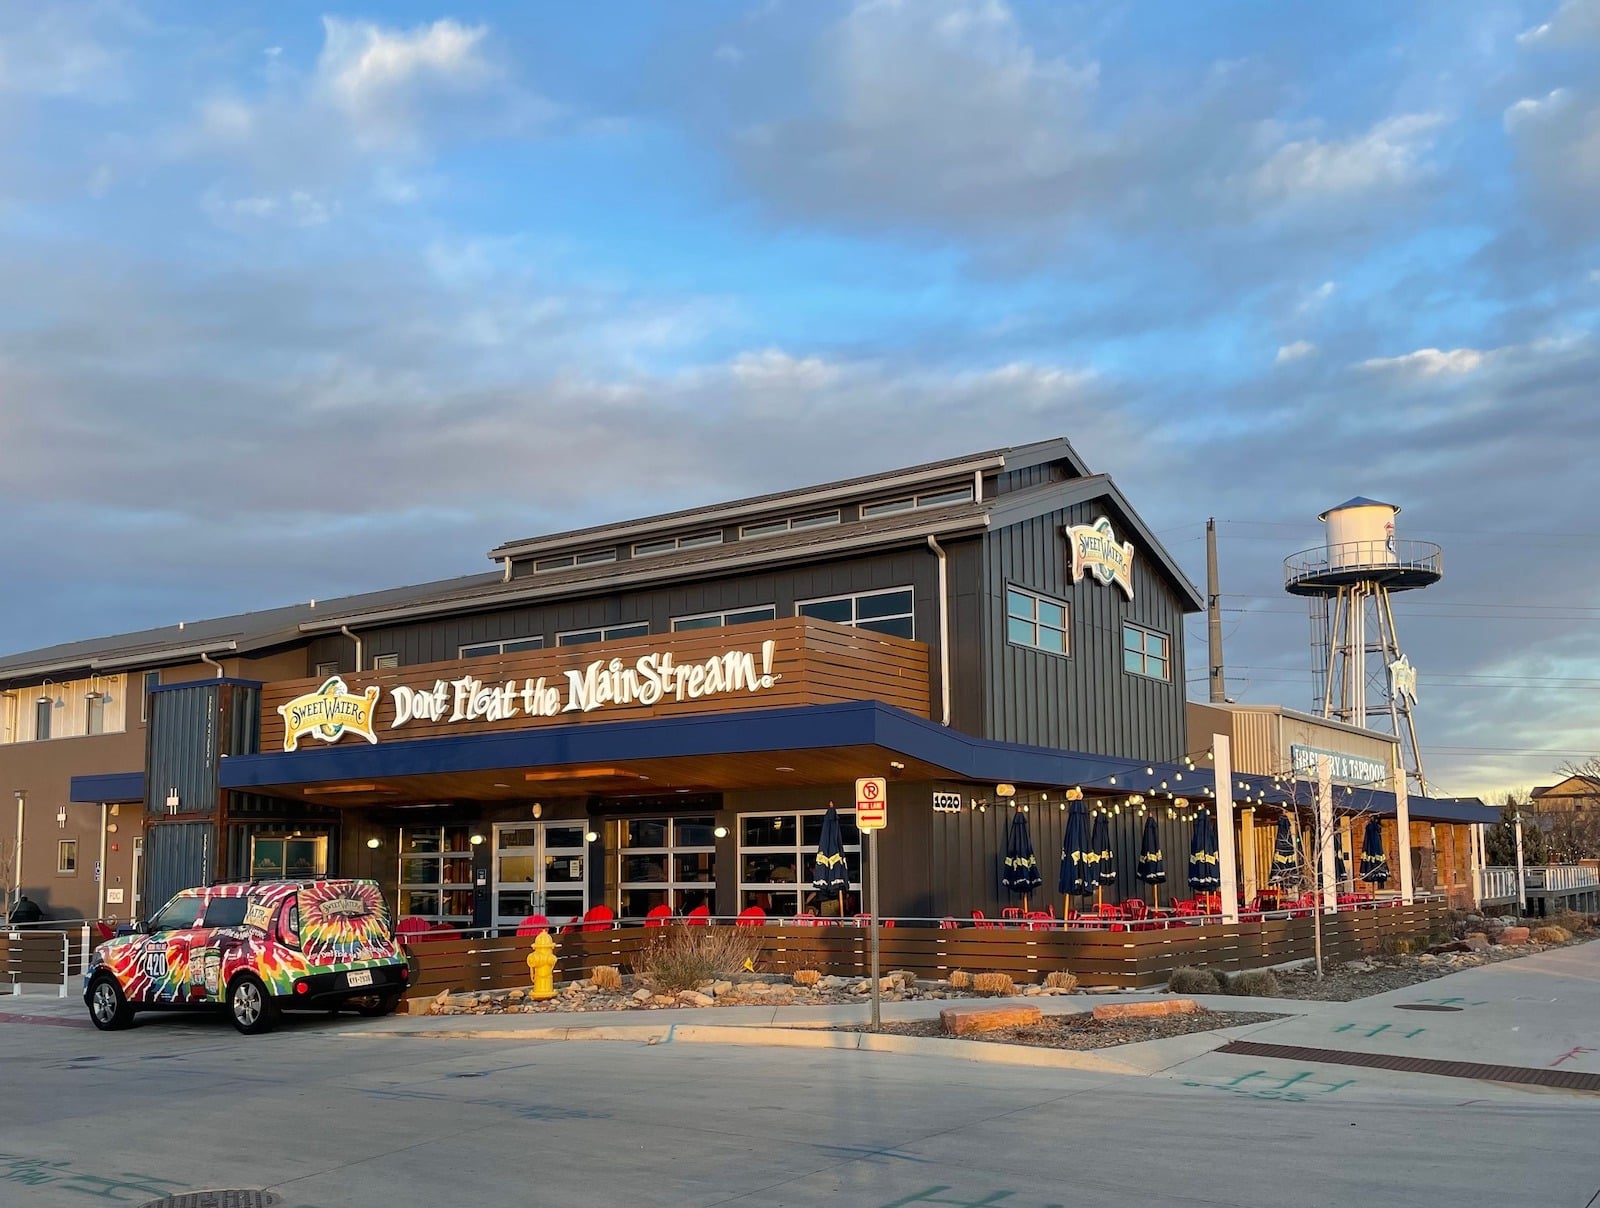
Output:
[
  {"xmin": 146, "ymin": 683, "xmax": 221, "ymax": 815},
  {"xmin": 142, "ymin": 822, "xmax": 214, "ymax": 915}
]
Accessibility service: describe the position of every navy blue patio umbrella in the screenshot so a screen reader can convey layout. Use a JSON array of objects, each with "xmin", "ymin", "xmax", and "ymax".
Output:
[
  {"xmin": 1136, "ymin": 814, "xmax": 1166, "ymax": 908},
  {"xmin": 812, "ymin": 802, "xmax": 850, "ymax": 916},
  {"xmin": 1002, "ymin": 809, "xmax": 1043, "ymax": 911},
  {"xmin": 1187, "ymin": 811, "xmax": 1221, "ymax": 892},
  {"xmin": 1090, "ymin": 811, "xmax": 1117, "ymax": 907},
  {"xmin": 1059, "ymin": 799, "xmax": 1095, "ymax": 916},
  {"xmin": 1269, "ymin": 813, "xmax": 1302, "ymax": 889},
  {"xmin": 1360, "ymin": 817, "xmax": 1391, "ymax": 886},
  {"xmin": 1334, "ymin": 828, "xmax": 1349, "ymax": 886}
]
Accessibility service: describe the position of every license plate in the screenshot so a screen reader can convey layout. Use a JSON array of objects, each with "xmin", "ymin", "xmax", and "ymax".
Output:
[{"xmin": 346, "ymin": 969, "xmax": 373, "ymax": 988}]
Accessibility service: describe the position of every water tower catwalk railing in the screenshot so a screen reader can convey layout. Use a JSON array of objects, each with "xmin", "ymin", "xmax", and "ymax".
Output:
[{"xmin": 1284, "ymin": 539, "xmax": 1443, "ymax": 591}]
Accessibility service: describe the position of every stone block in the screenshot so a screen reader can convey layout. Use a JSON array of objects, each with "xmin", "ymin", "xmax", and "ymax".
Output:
[
  {"xmin": 1092, "ymin": 999, "xmax": 1198, "ymax": 1021},
  {"xmin": 1497, "ymin": 926, "xmax": 1531, "ymax": 945},
  {"xmin": 940, "ymin": 1005, "xmax": 1043, "ymax": 1035},
  {"xmin": 1462, "ymin": 934, "xmax": 1491, "ymax": 952}
]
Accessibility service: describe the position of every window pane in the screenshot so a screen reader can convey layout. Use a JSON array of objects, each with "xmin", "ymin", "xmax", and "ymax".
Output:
[
  {"xmin": 1038, "ymin": 600, "xmax": 1066, "ymax": 629},
  {"xmin": 400, "ymin": 858, "xmax": 436, "ymax": 885},
  {"xmin": 798, "ymin": 598, "xmax": 852, "ymax": 623},
  {"xmin": 203, "ymin": 896, "xmax": 248, "ymax": 928},
  {"xmin": 497, "ymin": 827, "xmax": 537, "ymax": 849},
  {"xmin": 621, "ymin": 854, "xmax": 669, "ymax": 883},
  {"xmin": 504, "ymin": 638, "xmax": 544, "ymax": 653},
  {"xmin": 608, "ymin": 623, "xmax": 649, "ymax": 639},
  {"xmin": 1007, "ymin": 617, "xmax": 1035, "ymax": 646},
  {"xmin": 838, "ymin": 814, "xmax": 861, "ymax": 845},
  {"xmin": 861, "ymin": 616, "xmax": 914, "ymax": 639},
  {"xmin": 1123, "ymin": 625, "xmax": 1143, "ymax": 651},
  {"xmin": 856, "ymin": 589, "xmax": 914, "ymax": 620},
  {"xmin": 674, "ymin": 817, "xmax": 717, "ymax": 847},
  {"xmin": 727, "ymin": 606, "xmax": 777, "ymax": 626},
  {"xmin": 1039, "ymin": 626, "xmax": 1067, "ymax": 654},
  {"xmin": 499, "ymin": 855, "xmax": 539, "ymax": 883},
  {"xmin": 251, "ymin": 839, "xmax": 286, "ymax": 879},
  {"xmin": 558, "ymin": 630, "xmax": 601, "ymax": 646},
  {"xmin": 535, "ymin": 555, "xmax": 574, "ymax": 571},
  {"xmin": 1124, "ymin": 649, "xmax": 1144, "ymax": 674},
  {"xmin": 620, "ymin": 888, "xmax": 668, "ymax": 918},
  {"xmin": 625, "ymin": 818, "xmax": 668, "ymax": 848},
  {"xmin": 543, "ymin": 825, "xmax": 587, "ymax": 850},
  {"xmin": 741, "ymin": 520, "xmax": 787, "ymax": 539},
  {"xmin": 1149, "ymin": 655, "xmax": 1169, "ymax": 680},
  {"xmin": 672, "ymin": 615, "xmax": 721, "ymax": 631},
  {"xmin": 918, "ymin": 486, "xmax": 975, "ymax": 507},
  {"xmin": 742, "ymin": 815, "xmax": 788, "ymax": 847},
  {"xmin": 403, "ymin": 890, "xmax": 439, "ymax": 917},
  {"xmin": 635, "ymin": 539, "xmax": 675, "ymax": 557},
  {"xmin": 678, "ymin": 533, "xmax": 723, "ymax": 550},
  {"xmin": 790, "ymin": 511, "xmax": 839, "ymax": 530},
  {"xmin": 673, "ymin": 853, "xmax": 715, "ymax": 883},
  {"xmin": 1149, "ymin": 632, "xmax": 1169, "ymax": 658},
  {"xmin": 1006, "ymin": 589, "xmax": 1032, "ymax": 620},
  {"xmin": 861, "ymin": 498, "xmax": 914, "ymax": 518},
  {"xmin": 575, "ymin": 549, "xmax": 617, "ymax": 565}
]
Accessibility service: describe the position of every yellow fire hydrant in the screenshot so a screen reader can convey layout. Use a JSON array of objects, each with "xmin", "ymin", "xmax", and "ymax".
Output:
[{"xmin": 526, "ymin": 930, "xmax": 557, "ymax": 1001}]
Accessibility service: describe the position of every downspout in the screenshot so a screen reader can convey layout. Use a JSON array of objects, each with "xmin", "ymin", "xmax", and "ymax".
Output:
[
  {"xmin": 340, "ymin": 625, "xmax": 363, "ymax": 672},
  {"xmin": 12, "ymin": 791, "xmax": 22, "ymax": 905},
  {"xmin": 502, "ymin": 557, "xmax": 512, "ymax": 583},
  {"xmin": 926, "ymin": 535, "xmax": 951, "ymax": 726},
  {"xmin": 96, "ymin": 802, "xmax": 108, "ymax": 920},
  {"xmin": 200, "ymin": 651, "xmax": 224, "ymax": 678}
]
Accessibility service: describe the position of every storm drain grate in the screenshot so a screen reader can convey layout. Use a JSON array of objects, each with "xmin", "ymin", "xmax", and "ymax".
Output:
[
  {"xmin": 137, "ymin": 1191, "xmax": 280, "ymax": 1208},
  {"xmin": 1215, "ymin": 1040, "xmax": 1600, "ymax": 1092}
]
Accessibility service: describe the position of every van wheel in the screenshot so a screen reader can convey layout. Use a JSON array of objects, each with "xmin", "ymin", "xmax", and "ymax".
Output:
[
  {"xmin": 227, "ymin": 974, "xmax": 279, "ymax": 1035},
  {"xmin": 88, "ymin": 976, "xmax": 133, "ymax": 1031},
  {"xmin": 355, "ymin": 991, "xmax": 401, "ymax": 1018}
]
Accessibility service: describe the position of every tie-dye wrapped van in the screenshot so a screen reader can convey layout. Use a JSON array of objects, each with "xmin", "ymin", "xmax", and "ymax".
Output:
[{"xmin": 84, "ymin": 879, "xmax": 410, "ymax": 1034}]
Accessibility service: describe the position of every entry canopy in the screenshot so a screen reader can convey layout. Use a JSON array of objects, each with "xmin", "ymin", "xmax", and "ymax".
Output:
[{"xmin": 215, "ymin": 699, "xmax": 1492, "ymax": 823}]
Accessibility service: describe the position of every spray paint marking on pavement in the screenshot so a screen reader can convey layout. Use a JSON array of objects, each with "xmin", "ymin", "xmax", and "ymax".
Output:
[
  {"xmin": 1180, "ymin": 1069, "xmax": 1356, "ymax": 1102},
  {"xmin": 1333, "ymin": 1023, "xmax": 1426, "ymax": 1039},
  {"xmin": 873, "ymin": 1189, "xmax": 1064, "ymax": 1208},
  {"xmin": 1550, "ymin": 1046, "xmax": 1597, "ymax": 1068}
]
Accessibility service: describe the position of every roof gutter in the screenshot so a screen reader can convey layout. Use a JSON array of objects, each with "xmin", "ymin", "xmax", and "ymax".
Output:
[
  {"xmin": 91, "ymin": 640, "xmax": 239, "ymax": 672},
  {"xmin": 303, "ymin": 513, "xmax": 992, "ymax": 635}
]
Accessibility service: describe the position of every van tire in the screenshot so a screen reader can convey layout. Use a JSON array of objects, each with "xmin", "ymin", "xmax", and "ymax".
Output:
[
  {"xmin": 88, "ymin": 975, "xmax": 134, "ymax": 1031},
  {"xmin": 227, "ymin": 974, "xmax": 279, "ymax": 1035},
  {"xmin": 355, "ymin": 991, "xmax": 402, "ymax": 1018}
]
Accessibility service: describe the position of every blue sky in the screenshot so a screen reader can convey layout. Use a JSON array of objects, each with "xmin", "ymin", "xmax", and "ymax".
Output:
[{"xmin": 1, "ymin": 0, "xmax": 1598, "ymax": 798}]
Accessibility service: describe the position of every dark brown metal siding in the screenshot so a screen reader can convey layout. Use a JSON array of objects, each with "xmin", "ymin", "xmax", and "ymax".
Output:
[
  {"xmin": 142, "ymin": 821, "xmax": 214, "ymax": 911},
  {"xmin": 977, "ymin": 502, "xmax": 1190, "ymax": 761},
  {"xmin": 992, "ymin": 463, "xmax": 1061, "ymax": 495},
  {"xmin": 145, "ymin": 684, "xmax": 221, "ymax": 816}
]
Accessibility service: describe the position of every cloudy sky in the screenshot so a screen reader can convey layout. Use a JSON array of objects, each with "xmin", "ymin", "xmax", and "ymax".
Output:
[{"xmin": 1, "ymin": 1, "xmax": 1596, "ymax": 800}]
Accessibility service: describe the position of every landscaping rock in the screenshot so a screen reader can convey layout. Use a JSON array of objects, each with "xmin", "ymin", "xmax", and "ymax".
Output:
[
  {"xmin": 1463, "ymin": 934, "xmax": 1490, "ymax": 952},
  {"xmin": 940, "ymin": 1005, "xmax": 1044, "ymax": 1035},
  {"xmin": 632, "ymin": 988, "xmax": 653, "ymax": 1003},
  {"xmin": 710, "ymin": 980, "xmax": 734, "ymax": 997},
  {"xmin": 1093, "ymin": 999, "xmax": 1198, "ymax": 1021},
  {"xmin": 678, "ymin": 990, "xmax": 714, "ymax": 1007},
  {"xmin": 1498, "ymin": 926, "xmax": 1531, "ymax": 945}
]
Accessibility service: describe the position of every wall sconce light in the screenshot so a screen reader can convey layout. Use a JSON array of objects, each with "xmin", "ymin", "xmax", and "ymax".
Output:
[
  {"xmin": 531, "ymin": 803, "xmax": 543, "ymax": 819},
  {"xmin": 39, "ymin": 680, "xmax": 55, "ymax": 705},
  {"xmin": 713, "ymin": 825, "xmax": 729, "ymax": 839},
  {"xmin": 469, "ymin": 833, "xmax": 485, "ymax": 846},
  {"xmin": 106, "ymin": 823, "xmax": 119, "ymax": 835},
  {"xmin": 1065, "ymin": 787, "xmax": 1084, "ymax": 801},
  {"xmin": 889, "ymin": 761, "xmax": 905, "ymax": 771},
  {"xmin": 584, "ymin": 831, "xmax": 599, "ymax": 844},
  {"xmin": 366, "ymin": 837, "xmax": 382, "ymax": 849},
  {"xmin": 165, "ymin": 789, "xmax": 180, "ymax": 816},
  {"xmin": 995, "ymin": 783, "xmax": 1016, "ymax": 798}
]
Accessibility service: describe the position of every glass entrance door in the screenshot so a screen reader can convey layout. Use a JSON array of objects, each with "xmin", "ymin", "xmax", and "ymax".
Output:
[{"xmin": 492, "ymin": 822, "xmax": 589, "ymax": 929}]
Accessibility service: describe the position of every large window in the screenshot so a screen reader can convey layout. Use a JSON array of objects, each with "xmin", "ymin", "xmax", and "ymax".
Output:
[
  {"xmin": 797, "ymin": 587, "xmax": 914, "ymax": 639},
  {"xmin": 460, "ymin": 637, "xmax": 544, "ymax": 658},
  {"xmin": 397, "ymin": 827, "xmax": 473, "ymax": 923},
  {"xmin": 671, "ymin": 606, "xmax": 777, "ymax": 632},
  {"xmin": 739, "ymin": 809, "xmax": 861, "ymax": 917},
  {"xmin": 1006, "ymin": 587, "xmax": 1068, "ymax": 656},
  {"xmin": 613, "ymin": 816, "xmax": 717, "ymax": 918},
  {"xmin": 1123, "ymin": 624, "xmax": 1170, "ymax": 681},
  {"xmin": 557, "ymin": 622, "xmax": 649, "ymax": 647},
  {"xmin": 249, "ymin": 835, "xmax": 329, "ymax": 881}
]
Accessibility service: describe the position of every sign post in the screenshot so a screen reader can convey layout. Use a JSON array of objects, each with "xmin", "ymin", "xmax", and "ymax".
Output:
[{"xmin": 855, "ymin": 777, "xmax": 887, "ymax": 1032}]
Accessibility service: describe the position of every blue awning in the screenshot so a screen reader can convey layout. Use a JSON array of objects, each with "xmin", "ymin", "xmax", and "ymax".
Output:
[{"xmin": 70, "ymin": 771, "xmax": 145, "ymax": 804}]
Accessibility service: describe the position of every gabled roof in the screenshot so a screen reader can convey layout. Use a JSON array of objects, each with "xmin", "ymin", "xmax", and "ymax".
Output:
[
  {"xmin": 988, "ymin": 474, "xmax": 1205, "ymax": 612},
  {"xmin": 485, "ymin": 437, "xmax": 1090, "ymax": 562},
  {"xmin": 1532, "ymin": 775, "xmax": 1600, "ymax": 800},
  {"xmin": 0, "ymin": 572, "xmax": 500, "ymax": 685}
]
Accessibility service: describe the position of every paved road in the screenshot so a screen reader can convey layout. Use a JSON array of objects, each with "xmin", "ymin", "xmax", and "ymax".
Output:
[{"xmin": 3, "ymin": 950, "xmax": 1599, "ymax": 1208}]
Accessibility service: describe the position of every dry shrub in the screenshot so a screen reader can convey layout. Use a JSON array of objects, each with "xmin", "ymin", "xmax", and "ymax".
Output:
[
  {"xmin": 972, "ymin": 972, "xmax": 1016, "ymax": 996},
  {"xmin": 793, "ymin": 968, "xmax": 821, "ymax": 987},
  {"xmin": 591, "ymin": 965, "xmax": 623, "ymax": 992},
  {"xmin": 1380, "ymin": 935, "xmax": 1416, "ymax": 956},
  {"xmin": 1552, "ymin": 911, "xmax": 1593, "ymax": 935},
  {"xmin": 639, "ymin": 925, "xmax": 764, "ymax": 994},
  {"xmin": 947, "ymin": 970, "xmax": 972, "ymax": 990},
  {"xmin": 1044, "ymin": 971, "xmax": 1079, "ymax": 991},
  {"xmin": 1225, "ymin": 969, "xmax": 1280, "ymax": 997},
  {"xmin": 1168, "ymin": 966, "xmax": 1220, "ymax": 994},
  {"xmin": 1532, "ymin": 925, "xmax": 1572, "ymax": 944}
]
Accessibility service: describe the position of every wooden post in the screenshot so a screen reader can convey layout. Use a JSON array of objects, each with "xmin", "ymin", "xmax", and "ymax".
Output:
[
  {"xmin": 1214, "ymin": 734, "xmax": 1239, "ymax": 924},
  {"xmin": 1317, "ymin": 757, "xmax": 1337, "ymax": 914},
  {"xmin": 1394, "ymin": 766, "xmax": 1414, "ymax": 905},
  {"xmin": 1240, "ymin": 807, "xmax": 1258, "ymax": 906}
]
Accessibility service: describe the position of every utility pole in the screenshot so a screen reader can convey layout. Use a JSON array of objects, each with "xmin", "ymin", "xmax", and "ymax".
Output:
[{"xmin": 1207, "ymin": 518, "xmax": 1227, "ymax": 703}]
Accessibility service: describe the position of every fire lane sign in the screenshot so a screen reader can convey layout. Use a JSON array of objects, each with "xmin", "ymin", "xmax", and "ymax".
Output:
[{"xmin": 856, "ymin": 777, "xmax": 888, "ymax": 830}]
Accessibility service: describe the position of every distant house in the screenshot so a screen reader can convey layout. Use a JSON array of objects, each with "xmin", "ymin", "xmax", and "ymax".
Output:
[{"xmin": 1531, "ymin": 775, "xmax": 1600, "ymax": 816}]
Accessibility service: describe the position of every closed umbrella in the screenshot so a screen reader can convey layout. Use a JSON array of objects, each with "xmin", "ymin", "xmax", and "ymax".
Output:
[
  {"xmin": 1001, "ymin": 809, "xmax": 1043, "ymax": 912},
  {"xmin": 812, "ymin": 802, "xmax": 849, "ymax": 917},
  {"xmin": 1090, "ymin": 812, "xmax": 1116, "ymax": 907},
  {"xmin": 1136, "ymin": 814, "xmax": 1166, "ymax": 909},
  {"xmin": 1059, "ymin": 799, "xmax": 1095, "ymax": 916},
  {"xmin": 1187, "ymin": 811, "xmax": 1221, "ymax": 892},
  {"xmin": 1360, "ymin": 817, "xmax": 1391, "ymax": 886},
  {"xmin": 1269, "ymin": 814, "xmax": 1302, "ymax": 890},
  {"xmin": 1334, "ymin": 828, "xmax": 1349, "ymax": 887}
]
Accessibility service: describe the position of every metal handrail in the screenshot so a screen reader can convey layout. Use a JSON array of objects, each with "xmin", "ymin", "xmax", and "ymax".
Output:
[{"xmin": 1284, "ymin": 539, "xmax": 1442, "ymax": 584}]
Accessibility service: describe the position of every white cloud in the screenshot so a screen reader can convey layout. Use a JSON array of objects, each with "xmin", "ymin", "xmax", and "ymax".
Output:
[
  {"xmin": 1276, "ymin": 340, "xmax": 1316, "ymax": 364},
  {"xmin": 1358, "ymin": 347, "xmax": 1486, "ymax": 375},
  {"xmin": 728, "ymin": 348, "xmax": 839, "ymax": 388},
  {"xmin": 1518, "ymin": 0, "xmax": 1600, "ymax": 46},
  {"xmin": 201, "ymin": 188, "xmax": 335, "ymax": 228},
  {"xmin": 1504, "ymin": 88, "xmax": 1568, "ymax": 130},
  {"xmin": 1247, "ymin": 113, "xmax": 1444, "ymax": 204},
  {"xmin": 316, "ymin": 17, "xmax": 496, "ymax": 148}
]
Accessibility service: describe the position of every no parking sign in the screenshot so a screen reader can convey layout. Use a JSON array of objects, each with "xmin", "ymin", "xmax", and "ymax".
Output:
[{"xmin": 855, "ymin": 777, "xmax": 887, "ymax": 830}]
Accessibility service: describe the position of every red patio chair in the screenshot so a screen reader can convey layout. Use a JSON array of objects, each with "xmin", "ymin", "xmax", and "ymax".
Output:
[
  {"xmin": 685, "ymin": 904, "xmax": 711, "ymax": 926},
  {"xmin": 429, "ymin": 923, "xmax": 461, "ymax": 941},
  {"xmin": 791, "ymin": 912, "xmax": 819, "ymax": 927},
  {"xmin": 395, "ymin": 915, "xmax": 433, "ymax": 940},
  {"xmin": 1122, "ymin": 900, "xmax": 1148, "ymax": 920},
  {"xmin": 515, "ymin": 913, "xmax": 551, "ymax": 937},
  {"xmin": 580, "ymin": 904, "xmax": 616, "ymax": 932},
  {"xmin": 970, "ymin": 910, "xmax": 1002, "ymax": 930},
  {"xmin": 736, "ymin": 906, "xmax": 766, "ymax": 927},
  {"xmin": 1000, "ymin": 907, "xmax": 1025, "ymax": 922},
  {"xmin": 643, "ymin": 904, "xmax": 673, "ymax": 927},
  {"xmin": 938, "ymin": 917, "xmax": 960, "ymax": 929}
]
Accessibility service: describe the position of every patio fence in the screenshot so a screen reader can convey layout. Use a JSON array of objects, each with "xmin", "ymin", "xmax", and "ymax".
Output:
[
  {"xmin": 1, "ymin": 924, "xmax": 94, "ymax": 997},
  {"xmin": 402, "ymin": 899, "xmax": 1452, "ymax": 1002}
]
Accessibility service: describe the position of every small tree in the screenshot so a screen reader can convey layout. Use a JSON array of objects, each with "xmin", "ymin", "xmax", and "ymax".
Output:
[{"xmin": 1485, "ymin": 793, "xmax": 1546, "ymax": 866}]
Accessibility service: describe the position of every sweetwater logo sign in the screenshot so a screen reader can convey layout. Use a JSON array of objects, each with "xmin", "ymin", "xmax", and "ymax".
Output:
[
  {"xmin": 278, "ymin": 677, "xmax": 382, "ymax": 752},
  {"xmin": 277, "ymin": 640, "xmax": 781, "ymax": 752},
  {"xmin": 1064, "ymin": 517, "xmax": 1135, "ymax": 599}
]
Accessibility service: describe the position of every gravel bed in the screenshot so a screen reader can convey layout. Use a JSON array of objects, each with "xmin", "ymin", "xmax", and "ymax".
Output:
[{"xmin": 832, "ymin": 1008, "xmax": 1286, "ymax": 1050}]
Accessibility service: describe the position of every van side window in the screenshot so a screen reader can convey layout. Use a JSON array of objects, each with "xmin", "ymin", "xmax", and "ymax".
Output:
[
  {"xmin": 149, "ymin": 896, "xmax": 203, "ymax": 932},
  {"xmin": 201, "ymin": 896, "xmax": 249, "ymax": 928}
]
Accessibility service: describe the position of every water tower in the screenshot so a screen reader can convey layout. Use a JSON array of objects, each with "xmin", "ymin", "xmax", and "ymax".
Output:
[{"xmin": 1284, "ymin": 497, "xmax": 1441, "ymax": 795}]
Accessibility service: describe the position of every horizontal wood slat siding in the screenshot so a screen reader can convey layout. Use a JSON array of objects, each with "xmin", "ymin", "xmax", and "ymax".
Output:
[
  {"xmin": 262, "ymin": 618, "xmax": 928, "ymax": 751},
  {"xmin": 402, "ymin": 902, "xmax": 1451, "ymax": 999}
]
